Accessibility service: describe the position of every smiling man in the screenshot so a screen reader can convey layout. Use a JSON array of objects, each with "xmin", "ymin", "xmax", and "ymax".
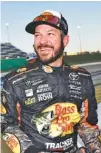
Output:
[
  {"xmin": 1, "ymin": 10, "xmax": 101, "ymax": 153},
  {"xmin": 34, "ymin": 24, "xmax": 67, "ymax": 66}
]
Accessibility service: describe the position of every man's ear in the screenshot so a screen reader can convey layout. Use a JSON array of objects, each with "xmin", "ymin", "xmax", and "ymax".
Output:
[{"xmin": 63, "ymin": 35, "xmax": 69, "ymax": 47}]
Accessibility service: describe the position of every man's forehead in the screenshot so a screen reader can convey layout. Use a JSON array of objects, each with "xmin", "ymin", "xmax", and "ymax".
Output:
[{"xmin": 35, "ymin": 24, "xmax": 60, "ymax": 33}]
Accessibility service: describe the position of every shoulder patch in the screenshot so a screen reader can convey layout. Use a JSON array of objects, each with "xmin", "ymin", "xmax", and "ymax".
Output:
[
  {"xmin": 2, "ymin": 132, "xmax": 21, "ymax": 153},
  {"xmin": 17, "ymin": 67, "xmax": 27, "ymax": 73},
  {"xmin": 0, "ymin": 104, "xmax": 6, "ymax": 114},
  {"xmin": 71, "ymin": 65, "xmax": 89, "ymax": 73},
  {"xmin": 69, "ymin": 65, "xmax": 91, "ymax": 77},
  {"xmin": 70, "ymin": 65, "xmax": 79, "ymax": 69},
  {"xmin": 77, "ymin": 67, "xmax": 88, "ymax": 73},
  {"xmin": 4, "ymin": 67, "xmax": 27, "ymax": 81}
]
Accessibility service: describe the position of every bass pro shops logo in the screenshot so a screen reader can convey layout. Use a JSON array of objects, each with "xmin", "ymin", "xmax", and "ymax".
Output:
[
  {"xmin": 32, "ymin": 103, "xmax": 80, "ymax": 138},
  {"xmin": 69, "ymin": 72, "xmax": 79, "ymax": 81}
]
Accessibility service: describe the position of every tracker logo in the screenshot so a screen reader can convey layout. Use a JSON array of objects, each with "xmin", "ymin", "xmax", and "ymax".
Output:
[
  {"xmin": 45, "ymin": 137, "xmax": 73, "ymax": 150},
  {"xmin": 69, "ymin": 72, "xmax": 79, "ymax": 81}
]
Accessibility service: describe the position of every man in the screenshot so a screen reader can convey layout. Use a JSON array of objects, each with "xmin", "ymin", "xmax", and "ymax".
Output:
[{"xmin": 1, "ymin": 10, "xmax": 101, "ymax": 153}]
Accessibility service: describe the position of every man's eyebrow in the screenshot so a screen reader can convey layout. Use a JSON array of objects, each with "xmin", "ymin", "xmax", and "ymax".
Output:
[
  {"xmin": 35, "ymin": 32, "xmax": 40, "ymax": 34},
  {"xmin": 47, "ymin": 29, "xmax": 55, "ymax": 32},
  {"xmin": 35, "ymin": 29, "xmax": 55, "ymax": 34}
]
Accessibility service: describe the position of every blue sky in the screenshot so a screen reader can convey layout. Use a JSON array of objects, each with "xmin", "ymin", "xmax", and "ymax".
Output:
[{"xmin": 1, "ymin": 1, "xmax": 101, "ymax": 54}]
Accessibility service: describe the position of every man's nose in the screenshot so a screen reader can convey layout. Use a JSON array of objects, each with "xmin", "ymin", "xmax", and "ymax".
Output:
[{"xmin": 40, "ymin": 35, "xmax": 48, "ymax": 44}]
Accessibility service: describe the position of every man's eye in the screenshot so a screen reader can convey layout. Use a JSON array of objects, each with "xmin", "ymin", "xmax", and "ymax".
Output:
[
  {"xmin": 35, "ymin": 34, "xmax": 40, "ymax": 37},
  {"xmin": 48, "ymin": 33, "xmax": 55, "ymax": 36}
]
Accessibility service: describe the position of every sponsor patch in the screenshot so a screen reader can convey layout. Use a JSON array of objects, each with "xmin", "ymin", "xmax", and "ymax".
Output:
[
  {"xmin": 69, "ymin": 90, "xmax": 81, "ymax": 95},
  {"xmin": 69, "ymin": 84, "xmax": 81, "ymax": 91},
  {"xmin": 2, "ymin": 132, "xmax": 20, "ymax": 153},
  {"xmin": 25, "ymin": 89, "xmax": 33, "ymax": 97},
  {"xmin": 69, "ymin": 72, "xmax": 79, "ymax": 81},
  {"xmin": 98, "ymin": 135, "xmax": 101, "ymax": 142},
  {"xmin": 25, "ymin": 79, "xmax": 43, "ymax": 86},
  {"xmin": 17, "ymin": 68, "xmax": 27, "ymax": 73},
  {"xmin": 68, "ymin": 80, "xmax": 81, "ymax": 85},
  {"xmin": 71, "ymin": 65, "xmax": 79, "ymax": 69},
  {"xmin": 38, "ymin": 92, "xmax": 53, "ymax": 101},
  {"xmin": 42, "ymin": 12, "xmax": 53, "ymax": 16},
  {"xmin": 68, "ymin": 79, "xmax": 82, "ymax": 99},
  {"xmin": 78, "ymin": 72, "xmax": 90, "ymax": 76},
  {"xmin": 1, "ymin": 92, "xmax": 7, "ymax": 104},
  {"xmin": 42, "ymin": 65, "xmax": 53, "ymax": 73},
  {"xmin": 12, "ymin": 76, "xmax": 26, "ymax": 84},
  {"xmin": 37, "ymin": 84, "xmax": 51, "ymax": 93},
  {"xmin": 25, "ymin": 97, "xmax": 36, "ymax": 105},
  {"xmin": 70, "ymin": 95, "xmax": 82, "ymax": 99},
  {"xmin": 32, "ymin": 103, "xmax": 80, "ymax": 138},
  {"xmin": 0, "ymin": 104, "xmax": 6, "ymax": 114},
  {"xmin": 45, "ymin": 137, "xmax": 74, "ymax": 151}
]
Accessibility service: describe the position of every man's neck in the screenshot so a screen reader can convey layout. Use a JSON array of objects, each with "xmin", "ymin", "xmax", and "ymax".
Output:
[{"xmin": 48, "ymin": 56, "xmax": 63, "ymax": 67}]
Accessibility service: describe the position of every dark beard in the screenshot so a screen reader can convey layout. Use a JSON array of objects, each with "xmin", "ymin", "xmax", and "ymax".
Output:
[{"xmin": 33, "ymin": 40, "xmax": 64, "ymax": 65}]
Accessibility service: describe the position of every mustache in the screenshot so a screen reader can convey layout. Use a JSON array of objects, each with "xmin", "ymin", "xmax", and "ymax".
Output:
[{"xmin": 36, "ymin": 44, "xmax": 54, "ymax": 49}]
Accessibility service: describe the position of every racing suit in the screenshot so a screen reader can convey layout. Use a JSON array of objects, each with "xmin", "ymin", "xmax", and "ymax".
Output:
[{"xmin": 1, "ymin": 59, "xmax": 101, "ymax": 153}]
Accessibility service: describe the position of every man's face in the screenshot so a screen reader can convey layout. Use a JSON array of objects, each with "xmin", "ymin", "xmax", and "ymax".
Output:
[{"xmin": 34, "ymin": 24, "xmax": 68, "ymax": 64}]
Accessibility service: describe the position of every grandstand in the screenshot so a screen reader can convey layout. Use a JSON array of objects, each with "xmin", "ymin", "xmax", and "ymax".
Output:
[
  {"xmin": 1, "ymin": 42, "xmax": 27, "ymax": 59},
  {"xmin": 1, "ymin": 43, "xmax": 28, "ymax": 72}
]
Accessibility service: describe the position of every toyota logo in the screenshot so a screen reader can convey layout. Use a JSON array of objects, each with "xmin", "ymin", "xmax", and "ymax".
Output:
[{"xmin": 69, "ymin": 72, "xmax": 79, "ymax": 81}]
